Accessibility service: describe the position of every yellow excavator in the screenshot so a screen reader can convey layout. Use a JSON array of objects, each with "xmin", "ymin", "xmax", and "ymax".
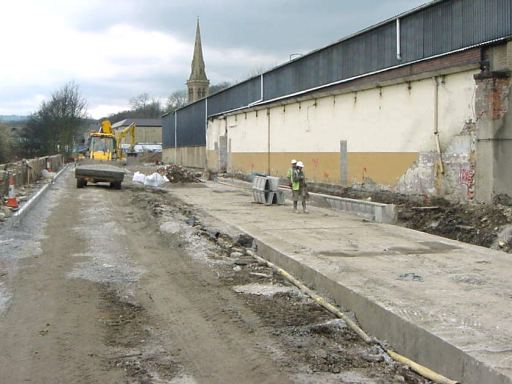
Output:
[
  {"xmin": 89, "ymin": 119, "xmax": 136, "ymax": 161},
  {"xmin": 75, "ymin": 119, "xmax": 136, "ymax": 189}
]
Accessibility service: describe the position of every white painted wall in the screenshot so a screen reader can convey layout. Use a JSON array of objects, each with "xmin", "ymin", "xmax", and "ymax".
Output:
[
  {"xmin": 207, "ymin": 69, "xmax": 478, "ymax": 186},
  {"xmin": 208, "ymin": 69, "xmax": 477, "ymax": 157}
]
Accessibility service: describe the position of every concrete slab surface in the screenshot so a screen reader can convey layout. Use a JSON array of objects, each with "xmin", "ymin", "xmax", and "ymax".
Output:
[{"xmin": 165, "ymin": 180, "xmax": 512, "ymax": 384}]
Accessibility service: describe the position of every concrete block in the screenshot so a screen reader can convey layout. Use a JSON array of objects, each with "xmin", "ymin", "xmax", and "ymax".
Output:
[
  {"xmin": 311, "ymin": 193, "xmax": 397, "ymax": 224},
  {"xmin": 266, "ymin": 190, "xmax": 285, "ymax": 205},
  {"xmin": 252, "ymin": 189, "xmax": 266, "ymax": 204},
  {"xmin": 266, "ymin": 176, "xmax": 280, "ymax": 191}
]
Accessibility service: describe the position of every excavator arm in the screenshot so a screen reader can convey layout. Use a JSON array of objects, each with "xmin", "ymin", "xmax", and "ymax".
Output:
[
  {"xmin": 116, "ymin": 122, "xmax": 136, "ymax": 157},
  {"xmin": 100, "ymin": 119, "xmax": 114, "ymax": 135}
]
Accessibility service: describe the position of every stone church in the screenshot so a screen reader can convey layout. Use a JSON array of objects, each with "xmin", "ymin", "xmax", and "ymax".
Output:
[{"xmin": 187, "ymin": 20, "xmax": 209, "ymax": 103}]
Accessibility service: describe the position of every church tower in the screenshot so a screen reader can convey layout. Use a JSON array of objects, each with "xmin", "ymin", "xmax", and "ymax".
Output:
[{"xmin": 187, "ymin": 19, "xmax": 209, "ymax": 103}]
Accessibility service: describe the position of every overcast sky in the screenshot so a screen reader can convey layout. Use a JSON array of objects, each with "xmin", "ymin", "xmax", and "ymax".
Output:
[{"xmin": 1, "ymin": 0, "xmax": 428, "ymax": 119}]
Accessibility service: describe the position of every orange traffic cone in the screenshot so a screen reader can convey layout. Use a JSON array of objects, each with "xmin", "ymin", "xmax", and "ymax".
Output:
[{"xmin": 6, "ymin": 173, "xmax": 18, "ymax": 209}]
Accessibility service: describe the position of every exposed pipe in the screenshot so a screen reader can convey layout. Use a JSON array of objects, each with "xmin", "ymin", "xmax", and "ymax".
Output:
[
  {"xmin": 396, "ymin": 18, "xmax": 402, "ymax": 60},
  {"xmin": 433, "ymin": 76, "xmax": 444, "ymax": 175},
  {"xmin": 260, "ymin": 73, "xmax": 264, "ymax": 100},
  {"xmin": 245, "ymin": 249, "xmax": 459, "ymax": 384},
  {"xmin": 267, "ymin": 109, "xmax": 271, "ymax": 175},
  {"xmin": 174, "ymin": 111, "xmax": 178, "ymax": 164},
  {"xmin": 248, "ymin": 74, "xmax": 265, "ymax": 107},
  {"xmin": 205, "ymin": 98, "xmax": 208, "ymax": 169}
]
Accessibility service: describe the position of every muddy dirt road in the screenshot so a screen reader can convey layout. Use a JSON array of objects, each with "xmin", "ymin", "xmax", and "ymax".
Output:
[{"xmin": 0, "ymin": 169, "xmax": 429, "ymax": 383}]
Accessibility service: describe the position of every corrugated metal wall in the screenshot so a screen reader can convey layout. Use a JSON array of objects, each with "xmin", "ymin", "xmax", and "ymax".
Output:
[
  {"xmin": 208, "ymin": 77, "xmax": 261, "ymax": 115},
  {"xmin": 177, "ymin": 99, "xmax": 206, "ymax": 147},
  {"xmin": 162, "ymin": 99, "xmax": 207, "ymax": 148},
  {"xmin": 162, "ymin": 113, "xmax": 175, "ymax": 148},
  {"xmin": 164, "ymin": 0, "xmax": 512, "ymax": 149}
]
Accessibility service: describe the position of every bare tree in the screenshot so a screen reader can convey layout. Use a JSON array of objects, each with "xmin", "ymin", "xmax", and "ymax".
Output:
[
  {"xmin": 20, "ymin": 82, "xmax": 87, "ymax": 157},
  {"xmin": 127, "ymin": 93, "xmax": 163, "ymax": 118},
  {"xmin": 129, "ymin": 93, "xmax": 150, "ymax": 110},
  {"xmin": 165, "ymin": 90, "xmax": 187, "ymax": 113}
]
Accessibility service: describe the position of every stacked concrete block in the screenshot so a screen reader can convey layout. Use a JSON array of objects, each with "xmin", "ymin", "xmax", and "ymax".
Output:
[{"xmin": 252, "ymin": 176, "xmax": 285, "ymax": 206}]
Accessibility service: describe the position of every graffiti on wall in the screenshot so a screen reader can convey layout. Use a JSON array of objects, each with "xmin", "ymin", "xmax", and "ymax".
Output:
[{"xmin": 459, "ymin": 166, "xmax": 475, "ymax": 200}]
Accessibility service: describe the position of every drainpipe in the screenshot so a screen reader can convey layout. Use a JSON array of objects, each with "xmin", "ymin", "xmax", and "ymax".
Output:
[
  {"xmin": 205, "ymin": 98, "xmax": 208, "ymax": 169},
  {"xmin": 396, "ymin": 18, "xmax": 402, "ymax": 61},
  {"xmin": 174, "ymin": 111, "xmax": 178, "ymax": 164},
  {"xmin": 267, "ymin": 108, "xmax": 271, "ymax": 175},
  {"xmin": 248, "ymin": 74, "xmax": 264, "ymax": 107},
  {"xmin": 433, "ymin": 76, "xmax": 444, "ymax": 175}
]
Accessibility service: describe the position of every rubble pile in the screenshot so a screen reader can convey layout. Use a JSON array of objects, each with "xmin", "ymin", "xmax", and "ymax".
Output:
[{"xmin": 157, "ymin": 164, "xmax": 199, "ymax": 183}]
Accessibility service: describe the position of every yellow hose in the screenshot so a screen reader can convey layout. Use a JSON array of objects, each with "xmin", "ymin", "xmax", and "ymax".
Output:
[
  {"xmin": 387, "ymin": 350, "xmax": 458, "ymax": 384},
  {"xmin": 246, "ymin": 249, "xmax": 458, "ymax": 384}
]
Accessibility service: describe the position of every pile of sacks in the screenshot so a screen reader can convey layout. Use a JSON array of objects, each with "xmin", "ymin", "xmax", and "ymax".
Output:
[
  {"xmin": 132, "ymin": 164, "xmax": 199, "ymax": 187},
  {"xmin": 132, "ymin": 171, "xmax": 169, "ymax": 187},
  {"xmin": 156, "ymin": 164, "xmax": 198, "ymax": 183}
]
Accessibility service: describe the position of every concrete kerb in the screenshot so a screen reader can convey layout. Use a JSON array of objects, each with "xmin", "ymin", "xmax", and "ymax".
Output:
[
  {"xmin": 281, "ymin": 189, "xmax": 397, "ymax": 224},
  {"xmin": 216, "ymin": 177, "xmax": 397, "ymax": 224},
  {"xmin": 9, "ymin": 164, "xmax": 69, "ymax": 228},
  {"xmin": 251, "ymin": 236, "xmax": 509, "ymax": 384}
]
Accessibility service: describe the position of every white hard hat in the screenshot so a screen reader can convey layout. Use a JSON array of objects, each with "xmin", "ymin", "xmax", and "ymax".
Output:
[
  {"xmin": 297, "ymin": 161, "xmax": 304, "ymax": 167},
  {"xmin": 291, "ymin": 159, "xmax": 297, "ymax": 164}
]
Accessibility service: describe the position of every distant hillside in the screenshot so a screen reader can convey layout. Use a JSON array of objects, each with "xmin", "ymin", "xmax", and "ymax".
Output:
[{"xmin": 0, "ymin": 115, "xmax": 29, "ymax": 123}]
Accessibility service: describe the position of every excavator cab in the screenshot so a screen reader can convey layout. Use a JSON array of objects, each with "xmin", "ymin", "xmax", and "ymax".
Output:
[{"xmin": 89, "ymin": 134, "xmax": 117, "ymax": 160}]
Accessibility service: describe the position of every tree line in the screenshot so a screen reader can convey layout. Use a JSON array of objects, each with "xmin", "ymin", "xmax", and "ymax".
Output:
[{"xmin": 0, "ymin": 81, "xmax": 232, "ymax": 163}]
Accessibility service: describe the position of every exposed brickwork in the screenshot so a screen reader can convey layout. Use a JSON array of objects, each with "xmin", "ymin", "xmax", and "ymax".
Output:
[
  {"xmin": 335, "ymin": 48, "xmax": 482, "ymax": 92},
  {"xmin": 474, "ymin": 72, "xmax": 511, "ymax": 121}
]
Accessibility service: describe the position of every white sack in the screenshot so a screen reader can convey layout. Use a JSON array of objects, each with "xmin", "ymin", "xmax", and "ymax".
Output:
[
  {"xmin": 144, "ymin": 172, "xmax": 167, "ymax": 187},
  {"xmin": 132, "ymin": 171, "xmax": 146, "ymax": 184}
]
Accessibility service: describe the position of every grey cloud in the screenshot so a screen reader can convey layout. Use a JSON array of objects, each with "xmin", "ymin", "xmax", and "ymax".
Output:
[
  {"xmin": 4, "ymin": 0, "xmax": 429, "ymax": 117},
  {"xmin": 74, "ymin": 0, "xmax": 428, "ymax": 53}
]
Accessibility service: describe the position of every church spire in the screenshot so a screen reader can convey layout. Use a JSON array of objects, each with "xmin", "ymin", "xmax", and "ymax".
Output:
[{"xmin": 187, "ymin": 19, "xmax": 209, "ymax": 103}]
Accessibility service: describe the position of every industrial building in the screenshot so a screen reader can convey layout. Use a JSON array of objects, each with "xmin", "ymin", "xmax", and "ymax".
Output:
[
  {"xmin": 113, "ymin": 118, "xmax": 162, "ymax": 147},
  {"xmin": 163, "ymin": 0, "xmax": 512, "ymax": 203}
]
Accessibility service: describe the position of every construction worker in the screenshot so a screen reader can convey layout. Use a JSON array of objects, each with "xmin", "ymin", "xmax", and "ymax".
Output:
[
  {"xmin": 291, "ymin": 161, "xmax": 308, "ymax": 213},
  {"xmin": 287, "ymin": 159, "xmax": 297, "ymax": 187}
]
